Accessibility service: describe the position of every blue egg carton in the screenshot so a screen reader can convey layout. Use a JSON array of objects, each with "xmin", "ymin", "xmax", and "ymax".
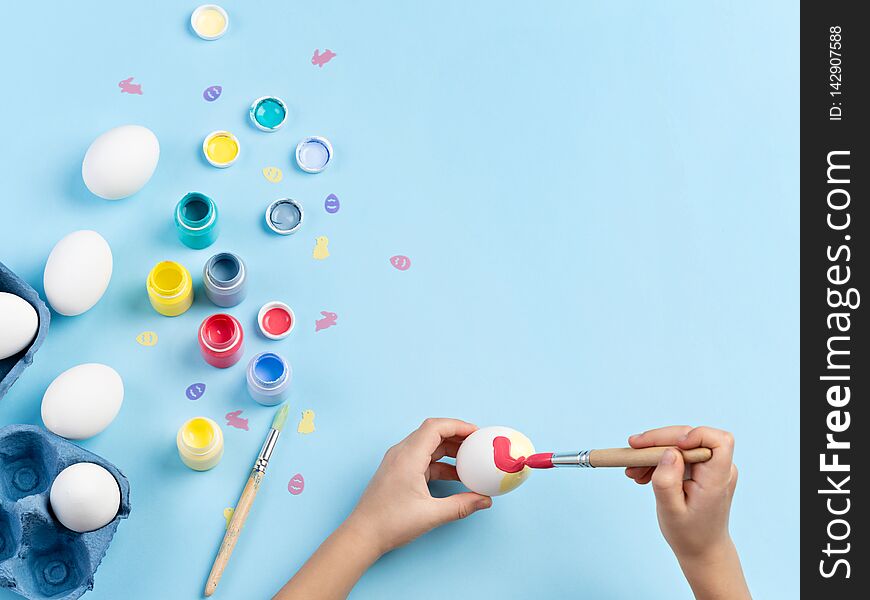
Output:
[
  {"xmin": 0, "ymin": 262, "xmax": 50, "ymax": 400},
  {"xmin": 0, "ymin": 425, "xmax": 131, "ymax": 600}
]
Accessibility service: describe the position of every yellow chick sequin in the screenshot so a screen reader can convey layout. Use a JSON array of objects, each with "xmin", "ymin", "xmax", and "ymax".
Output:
[
  {"xmin": 298, "ymin": 410, "xmax": 316, "ymax": 434},
  {"xmin": 313, "ymin": 236, "xmax": 329, "ymax": 260}
]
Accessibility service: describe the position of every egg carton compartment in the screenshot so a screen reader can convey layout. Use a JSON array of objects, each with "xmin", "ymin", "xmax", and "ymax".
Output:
[
  {"xmin": 0, "ymin": 262, "xmax": 50, "ymax": 400},
  {"xmin": 0, "ymin": 425, "xmax": 130, "ymax": 600}
]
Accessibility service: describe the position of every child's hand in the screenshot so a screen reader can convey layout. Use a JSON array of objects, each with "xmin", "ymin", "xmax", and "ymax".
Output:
[
  {"xmin": 275, "ymin": 418, "xmax": 491, "ymax": 600},
  {"xmin": 346, "ymin": 418, "xmax": 493, "ymax": 555},
  {"xmin": 625, "ymin": 425, "xmax": 737, "ymax": 558},
  {"xmin": 625, "ymin": 426, "xmax": 751, "ymax": 600}
]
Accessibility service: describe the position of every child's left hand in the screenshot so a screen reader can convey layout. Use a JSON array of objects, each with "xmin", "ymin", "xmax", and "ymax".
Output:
[
  {"xmin": 275, "ymin": 418, "xmax": 491, "ymax": 599},
  {"xmin": 346, "ymin": 418, "xmax": 493, "ymax": 555}
]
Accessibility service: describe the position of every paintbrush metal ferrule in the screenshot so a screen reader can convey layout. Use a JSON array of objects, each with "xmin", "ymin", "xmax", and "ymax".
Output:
[
  {"xmin": 254, "ymin": 428, "xmax": 281, "ymax": 473},
  {"xmin": 550, "ymin": 450, "xmax": 594, "ymax": 468},
  {"xmin": 254, "ymin": 403, "xmax": 289, "ymax": 472}
]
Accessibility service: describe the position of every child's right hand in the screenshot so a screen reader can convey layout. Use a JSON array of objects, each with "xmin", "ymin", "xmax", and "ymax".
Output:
[{"xmin": 625, "ymin": 426, "xmax": 751, "ymax": 600}]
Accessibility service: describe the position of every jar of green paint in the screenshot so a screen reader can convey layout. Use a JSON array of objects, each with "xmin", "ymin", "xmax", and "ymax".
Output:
[{"xmin": 175, "ymin": 192, "xmax": 219, "ymax": 249}]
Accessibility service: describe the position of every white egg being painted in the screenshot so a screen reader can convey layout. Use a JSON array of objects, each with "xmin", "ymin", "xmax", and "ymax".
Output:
[
  {"xmin": 0, "ymin": 292, "xmax": 38, "ymax": 360},
  {"xmin": 82, "ymin": 124, "xmax": 159, "ymax": 200},
  {"xmin": 43, "ymin": 230, "xmax": 113, "ymax": 316},
  {"xmin": 456, "ymin": 426, "xmax": 535, "ymax": 496},
  {"xmin": 50, "ymin": 462, "xmax": 121, "ymax": 533},
  {"xmin": 41, "ymin": 363, "xmax": 123, "ymax": 439}
]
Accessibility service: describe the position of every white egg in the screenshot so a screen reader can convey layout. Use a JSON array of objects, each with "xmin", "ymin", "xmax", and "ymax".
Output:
[
  {"xmin": 50, "ymin": 462, "xmax": 121, "ymax": 533},
  {"xmin": 43, "ymin": 230, "xmax": 113, "ymax": 316},
  {"xmin": 82, "ymin": 125, "xmax": 160, "ymax": 200},
  {"xmin": 0, "ymin": 292, "xmax": 38, "ymax": 360},
  {"xmin": 456, "ymin": 426, "xmax": 535, "ymax": 496},
  {"xmin": 41, "ymin": 363, "xmax": 123, "ymax": 439}
]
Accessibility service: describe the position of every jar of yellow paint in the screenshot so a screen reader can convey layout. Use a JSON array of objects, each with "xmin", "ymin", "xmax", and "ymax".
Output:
[
  {"xmin": 177, "ymin": 417, "xmax": 224, "ymax": 471},
  {"xmin": 190, "ymin": 4, "xmax": 229, "ymax": 40},
  {"xmin": 202, "ymin": 130, "xmax": 240, "ymax": 168},
  {"xmin": 146, "ymin": 261, "xmax": 193, "ymax": 316}
]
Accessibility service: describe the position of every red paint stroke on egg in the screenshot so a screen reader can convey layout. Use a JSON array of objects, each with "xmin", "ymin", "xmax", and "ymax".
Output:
[
  {"xmin": 390, "ymin": 255, "xmax": 411, "ymax": 271},
  {"xmin": 492, "ymin": 436, "xmax": 554, "ymax": 472},
  {"xmin": 225, "ymin": 410, "xmax": 249, "ymax": 431},
  {"xmin": 288, "ymin": 473, "xmax": 305, "ymax": 495}
]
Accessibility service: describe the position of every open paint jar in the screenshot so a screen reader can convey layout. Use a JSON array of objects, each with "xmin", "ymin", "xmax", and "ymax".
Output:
[
  {"xmin": 190, "ymin": 5, "xmax": 229, "ymax": 40},
  {"xmin": 202, "ymin": 131, "xmax": 240, "ymax": 168},
  {"xmin": 257, "ymin": 301, "xmax": 294, "ymax": 339},
  {"xmin": 198, "ymin": 313, "xmax": 244, "ymax": 368},
  {"xmin": 295, "ymin": 136, "xmax": 333, "ymax": 173},
  {"xmin": 177, "ymin": 417, "xmax": 224, "ymax": 471},
  {"xmin": 265, "ymin": 198, "xmax": 304, "ymax": 235},
  {"xmin": 246, "ymin": 352, "xmax": 292, "ymax": 406},
  {"xmin": 175, "ymin": 192, "xmax": 219, "ymax": 249},
  {"xmin": 203, "ymin": 252, "xmax": 247, "ymax": 307},
  {"xmin": 249, "ymin": 96, "xmax": 288, "ymax": 132},
  {"xmin": 146, "ymin": 261, "xmax": 193, "ymax": 317}
]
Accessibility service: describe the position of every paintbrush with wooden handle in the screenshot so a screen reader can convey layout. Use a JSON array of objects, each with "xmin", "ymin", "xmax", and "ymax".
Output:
[
  {"xmin": 545, "ymin": 446, "xmax": 712, "ymax": 468},
  {"xmin": 490, "ymin": 435, "xmax": 712, "ymax": 472},
  {"xmin": 500, "ymin": 443, "xmax": 713, "ymax": 470},
  {"xmin": 205, "ymin": 404, "xmax": 289, "ymax": 597}
]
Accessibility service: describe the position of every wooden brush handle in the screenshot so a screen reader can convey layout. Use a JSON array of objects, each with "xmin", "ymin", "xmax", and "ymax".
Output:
[
  {"xmin": 590, "ymin": 446, "xmax": 712, "ymax": 468},
  {"xmin": 205, "ymin": 471, "xmax": 263, "ymax": 597}
]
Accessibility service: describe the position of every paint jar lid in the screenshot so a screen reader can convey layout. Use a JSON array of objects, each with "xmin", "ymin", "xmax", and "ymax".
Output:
[
  {"xmin": 249, "ymin": 96, "xmax": 288, "ymax": 132},
  {"xmin": 295, "ymin": 136, "xmax": 333, "ymax": 173},
  {"xmin": 202, "ymin": 130, "xmax": 240, "ymax": 168},
  {"xmin": 258, "ymin": 301, "xmax": 295, "ymax": 340},
  {"xmin": 265, "ymin": 198, "xmax": 304, "ymax": 235},
  {"xmin": 191, "ymin": 5, "xmax": 229, "ymax": 40}
]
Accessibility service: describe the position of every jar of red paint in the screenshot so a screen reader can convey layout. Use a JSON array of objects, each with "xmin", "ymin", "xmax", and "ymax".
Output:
[
  {"xmin": 198, "ymin": 313, "xmax": 244, "ymax": 368},
  {"xmin": 257, "ymin": 301, "xmax": 295, "ymax": 340}
]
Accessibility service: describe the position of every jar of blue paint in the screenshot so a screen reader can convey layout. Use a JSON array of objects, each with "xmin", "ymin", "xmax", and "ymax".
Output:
[
  {"xmin": 295, "ymin": 136, "xmax": 333, "ymax": 173},
  {"xmin": 175, "ymin": 192, "xmax": 219, "ymax": 249},
  {"xmin": 203, "ymin": 252, "xmax": 247, "ymax": 307},
  {"xmin": 246, "ymin": 352, "xmax": 291, "ymax": 406},
  {"xmin": 265, "ymin": 198, "xmax": 304, "ymax": 235}
]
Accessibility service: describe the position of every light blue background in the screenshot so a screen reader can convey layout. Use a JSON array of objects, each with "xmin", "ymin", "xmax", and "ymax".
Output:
[{"xmin": 0, "ymin": 1, "xmax": 798, "ymax": 599}]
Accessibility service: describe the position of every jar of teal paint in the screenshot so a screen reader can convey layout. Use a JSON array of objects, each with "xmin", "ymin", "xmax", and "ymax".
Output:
[
  {"xmin": 249, "ymin": 96, "xmax": 288, "ymax": 132},
  {"xmin": 175, "ymin": 192, "xmax": 219, "ymax": 249}
]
